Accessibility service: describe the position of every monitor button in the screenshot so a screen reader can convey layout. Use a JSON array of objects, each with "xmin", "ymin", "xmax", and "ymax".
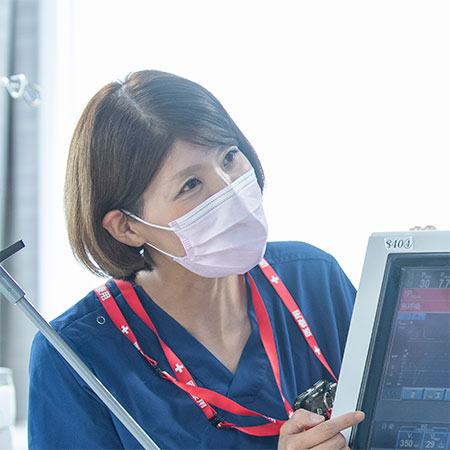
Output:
[
  {"xmin": 423, "ymin": 388, "xmax": 446, "ymax": 400},
  {"xmin": 402, "ymin": 388, "xmax": 424, "ymax": 400}
]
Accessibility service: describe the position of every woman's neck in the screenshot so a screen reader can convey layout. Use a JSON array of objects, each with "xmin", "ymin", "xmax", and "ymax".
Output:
[{"xmin": 135, "ymin": 259, "xmax": 252, "ymax": 373}]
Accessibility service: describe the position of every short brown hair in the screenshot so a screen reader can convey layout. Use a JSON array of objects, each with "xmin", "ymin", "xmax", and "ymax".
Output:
[{"xmin": 64, "ymin": 70, "xmax": 265, "ymax": 281}]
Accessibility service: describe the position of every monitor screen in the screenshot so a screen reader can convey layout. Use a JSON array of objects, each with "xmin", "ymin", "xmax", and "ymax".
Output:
[{"xmin": 351, "ymin": 253, "xmax": 450, "ymax": 449}]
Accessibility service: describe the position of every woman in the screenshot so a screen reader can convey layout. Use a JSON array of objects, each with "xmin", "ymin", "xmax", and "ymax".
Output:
[{"xmin": 28, "ymin": 70, "xmax": 364, "ymax": 449}]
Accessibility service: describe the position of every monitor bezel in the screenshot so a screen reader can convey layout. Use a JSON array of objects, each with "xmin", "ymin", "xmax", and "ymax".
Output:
[
  {"xmin": 350, "ymin": 252, "xmax": 450, "ymax": 448},
  {"xmin": 331, "ymin": 230, "xmax": 450, "ymax": 444}
]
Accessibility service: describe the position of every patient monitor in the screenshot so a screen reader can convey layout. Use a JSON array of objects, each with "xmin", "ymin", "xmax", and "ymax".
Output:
[{"xmin": 332, "ymin": 231, "xmax": 450, "ymax": 449}]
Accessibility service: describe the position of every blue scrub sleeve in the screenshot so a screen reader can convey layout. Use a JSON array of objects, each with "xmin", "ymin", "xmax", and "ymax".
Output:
[{"xmin": 28, "ymin": 332, "xmax": 125, "ymax": 449}]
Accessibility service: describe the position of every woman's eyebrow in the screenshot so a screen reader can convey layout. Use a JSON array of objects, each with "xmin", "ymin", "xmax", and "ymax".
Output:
[{"xmin": 170, "ymin": 164, "xmax": 203, "ymax": 182}]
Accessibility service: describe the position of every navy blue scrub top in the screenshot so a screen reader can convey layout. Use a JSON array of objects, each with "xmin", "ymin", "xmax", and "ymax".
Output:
[{"xmin": 28, "ymin": 241, "xmax": 356, "ymax": 449}]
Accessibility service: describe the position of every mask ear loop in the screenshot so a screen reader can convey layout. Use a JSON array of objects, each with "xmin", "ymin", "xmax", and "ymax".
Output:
[
  {"xmin": 121, "ymin": 210, "xmax": 179, "ymax": 260},
  {"xmin": 121, "ymin": 210, "xmax": 172, "ymax": 231},
  {"xmin": 143, "ymin": 241, "xmax": 178, "ymax": 260}
]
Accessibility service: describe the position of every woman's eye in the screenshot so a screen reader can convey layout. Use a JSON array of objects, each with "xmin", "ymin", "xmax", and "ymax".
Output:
[
  {"xmin": 224, "ymin": 148, "xmax": 239, "ymax": 165},
  {"xmin": 180, "ymin": 177, "xmax": 201, "ymax": 193}
]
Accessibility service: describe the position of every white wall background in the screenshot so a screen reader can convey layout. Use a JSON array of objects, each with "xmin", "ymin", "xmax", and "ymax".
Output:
[{"xmin": 39, "ymin": 0, "xmax": 450, "ymax": 320}]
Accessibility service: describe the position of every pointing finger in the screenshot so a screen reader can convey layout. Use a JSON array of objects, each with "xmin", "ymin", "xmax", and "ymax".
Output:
[
  {"xmin": 300, "ymin": 411, "xmax": 365, "ymax": 448},
  {"xmin": 279, "ymin": 408, "xmax": 325, "ymax": 436}
]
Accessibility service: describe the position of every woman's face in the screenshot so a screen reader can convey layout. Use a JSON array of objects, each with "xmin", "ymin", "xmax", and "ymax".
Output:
[{"xmin": 134, "ymin": 139, "xmax": 253, "ymax": 258}]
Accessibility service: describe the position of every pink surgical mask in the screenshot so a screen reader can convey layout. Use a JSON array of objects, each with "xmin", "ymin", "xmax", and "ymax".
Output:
[{"xmin": 123, "ymin": 169, "xmax": 268, "ymax": 278}]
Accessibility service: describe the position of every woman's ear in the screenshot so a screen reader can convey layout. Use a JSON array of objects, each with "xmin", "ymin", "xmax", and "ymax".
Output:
[{"xmin": 102, "ymin": 210, "xmax": 147, "ymax": 247}]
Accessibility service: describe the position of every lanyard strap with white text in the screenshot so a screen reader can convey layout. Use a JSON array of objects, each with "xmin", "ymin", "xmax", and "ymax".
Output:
[
  {"xmin": 95, "ymin": 280, "xmax": 289, "ymax": 436},
  {"xmin": 258, "ymin": 258, "xmax": 337, "ymax": 382}
]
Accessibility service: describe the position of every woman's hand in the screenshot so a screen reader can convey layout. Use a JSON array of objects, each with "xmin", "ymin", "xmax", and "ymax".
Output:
[{"xmin": 277, "ymin": 408, "xmax": 365, "ymax": 450}]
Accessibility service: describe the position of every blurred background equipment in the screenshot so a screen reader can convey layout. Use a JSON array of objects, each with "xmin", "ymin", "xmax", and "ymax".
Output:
[
  {"xmin": 0, "ymin": 367, "xmax": 16, "ymax": 450},
  {"xmin": 0, "ymin": 73, "xmax": 41, "ymax": 106}
]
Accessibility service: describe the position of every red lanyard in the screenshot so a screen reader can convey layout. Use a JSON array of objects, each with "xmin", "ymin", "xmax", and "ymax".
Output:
[
  {"xmin": 95, "ymin": 260, "xmax": 336, "ymax": 437},
  {"xmin": 258, "ymin": 258, "xmax": 337, "ymax": 382}
]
